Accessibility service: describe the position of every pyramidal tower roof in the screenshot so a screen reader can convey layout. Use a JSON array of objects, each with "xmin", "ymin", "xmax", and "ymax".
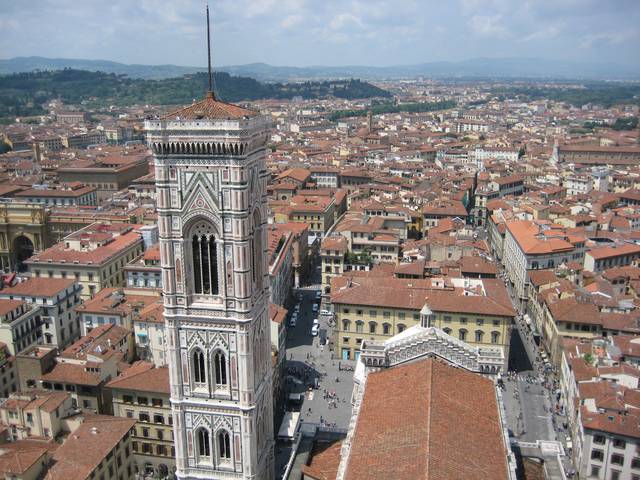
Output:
[
  {"xmin": 161, "ymin": 6, "xmax": 257, "ymax": 121},
  {"xmin": 161, "ymin": 91, "xmax": 258, "ymax": 120}
]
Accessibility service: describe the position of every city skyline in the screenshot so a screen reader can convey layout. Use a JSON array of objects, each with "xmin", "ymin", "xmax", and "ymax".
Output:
[
  {"xmin": 1, "ymin": 0, "xmax": 639, "ymax": 69},
  {"xmin": 0, "ymin": 2, "xmax": 639, "ymax": 479}
]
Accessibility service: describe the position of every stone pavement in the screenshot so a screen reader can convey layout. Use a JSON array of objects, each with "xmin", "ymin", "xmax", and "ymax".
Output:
[
  {"xmin": 274, "ymin": 286, "xmax": 355, "ymax": 479},
  {"xmin": 283, "ymin": 287, "xmax": 355, "ymax": 428}
]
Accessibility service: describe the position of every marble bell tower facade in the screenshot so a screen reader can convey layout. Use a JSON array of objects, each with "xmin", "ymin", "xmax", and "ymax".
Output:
[{"xmin": 145, "ymin": 90, "xmax": 274, "ymax": 479}]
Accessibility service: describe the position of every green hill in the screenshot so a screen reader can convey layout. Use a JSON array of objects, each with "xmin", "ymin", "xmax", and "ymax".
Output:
[{"xmin": 0, "ymin": 69, "xmax": 391, "ymax": 118}]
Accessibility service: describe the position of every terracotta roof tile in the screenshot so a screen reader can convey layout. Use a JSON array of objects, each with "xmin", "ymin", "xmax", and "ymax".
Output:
[
  {"xmin": 344, "ymin": 359, "xmax": 509, "ymax": 480},
  {"xmin": 0, "ymin": 299, "xmax": 26, "ymax": 316},
  {"xmin": 302, "ymin": 441, "xmax": 342, "ymax": 480},
  {"xmin": 0, "ymin": 277, "xmax": 76, "ymax": 298},
  {"xmin": 46, "ymin": 415, "xmax": 136, "ymax": 480},
  {"xmin": 161, "ymin": 92, "xmax": 257, "ymax": 120},
  {"xmin": 40, "ymin": 363, "xmax": 101, "ymax": 387},
  {"xmin": 0, "ymin": 442, "xmax": 49, "ymax": 475},
  {"xmin": 106, "ymin": 361, "xmax": 169, "ymax": 394}
]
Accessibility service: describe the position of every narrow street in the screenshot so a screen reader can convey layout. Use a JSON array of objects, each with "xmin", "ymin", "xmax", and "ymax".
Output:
[{"xmin": 498, "ymin": 266, "xmax": 574, "ymax": 474}]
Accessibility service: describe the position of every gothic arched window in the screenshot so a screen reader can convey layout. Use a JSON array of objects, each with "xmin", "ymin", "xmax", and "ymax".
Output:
[
  {"xmin": 213, "ymin": 351, "xmax": 227, "ymax": 386},
  {"xmin": 251, "ymin": 210, "xmax": 262, "ymax": 290},
  {"xmin": 197, "ymin": 428, "xmax": 211, "ymax": 460},
  {"xmin": 218, "ymin": 430, "xmax": 231, "ymax": 460},
  {"xmin": 191, "ymin": 222, "xmax": 219, "ymax": 295},
  {"xmin": 192, "ymin": 348, "xmax": 206, "ymax": 384}
]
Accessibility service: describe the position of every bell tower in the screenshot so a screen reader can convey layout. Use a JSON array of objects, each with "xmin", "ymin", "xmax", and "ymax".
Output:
[{"xmin": 145, "ymin": 7, "xmax": 274, "ymax": 479}]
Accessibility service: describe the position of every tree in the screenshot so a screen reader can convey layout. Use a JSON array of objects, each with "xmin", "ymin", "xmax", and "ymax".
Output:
[{"xmin": 612, "ymin": 116, "xmax": 638, "ymax": 131}]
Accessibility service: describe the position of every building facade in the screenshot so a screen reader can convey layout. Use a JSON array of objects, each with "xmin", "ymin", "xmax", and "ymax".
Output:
[
  {"xmin": 0, "ymin": 202, "xmax": 49, "ymax": 272},
  {"xmin": 0, "ymin": 278, "xmax": 81, "ymax": 349},
  {"xmin": 27, "ymin": 222, "xmax": 144, "ymax": 300},
  {"xmin": 0, "ymin": 300, "xmax": 43, "ymax": 356},
  {"xmin": 146, "ymin": 91, "xmax": 274, "ymax": 479},
  {"xmin": 502, "ymin": 220, "xmax": 585, "ymax": 309},
  {"xmin": 108, "ymin": 362, "xmax": 175, "ymax": 478},
  {"xmin": 330, "ymin": 276, "xmax": 513, "ymax": 367}
]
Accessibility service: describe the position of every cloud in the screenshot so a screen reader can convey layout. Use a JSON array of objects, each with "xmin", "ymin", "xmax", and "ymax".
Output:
[
  {"xmin": 0, "ymin": 19, "xmax": 19, "ymax": 30},
  {"xmin": 329, "ymin": 13, "xmax": 364, "ymax": 31},
  {"xmin": 280, "ymin": 14, "xmax": 303, "ymax": 29},
  {"xmin": 580, "ymin": 29, "xmax": 638, "ymax": 48},
  {"xmin": 520, "ymin": 24, "xmax": 563, "ymax": 42},
  {"xmin": 467, "ymin": 14, "xmax": 510, "ymax": 38},
  {"xmin": 0, "ymin": 0, "xmax": 638, "ymax": 67}
]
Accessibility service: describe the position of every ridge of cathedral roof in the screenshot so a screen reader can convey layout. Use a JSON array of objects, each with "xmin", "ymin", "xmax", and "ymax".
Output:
[{"xmin": 161, "ymin": 91, "xmax": 258, "ymax": 121}]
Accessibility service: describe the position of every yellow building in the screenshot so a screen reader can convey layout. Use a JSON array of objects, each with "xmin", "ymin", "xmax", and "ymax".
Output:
[
  {"xmin": 26, "ymin": 222, "xmax": 145, "ymax": 299},
  {"xmin": 289, "ymin": 195, "xmax": 336, "ymax": 238},
  {"xmin": 0, "ymin": 441, "xmax": 51, "ymax": 480},
  {"xmin": 320, "ymin": 235, "xmax": 348, "ymax": 295},
  {"xmin": 330, "ymin": 275, "xmax": 514, "ymax": 365},
  {"xmin": 107, "ymin": 362, "xmax": 175, "ymax": 478},
  {"xmin": 0, "ymin": 390, "xmax": 74, "ymax": 441},
  {"xmin": 541, "ymin": 296, "xmax": 602, "ymax": 364},
  {"xmin": 0, "ymin": 201, "xmax": 49, "ymax": 272}
]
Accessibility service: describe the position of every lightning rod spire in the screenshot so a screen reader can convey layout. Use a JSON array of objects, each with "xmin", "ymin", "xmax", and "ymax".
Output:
[{"xmin": 206, "ymin": 4, "xmax": 214, "ymax": 98}]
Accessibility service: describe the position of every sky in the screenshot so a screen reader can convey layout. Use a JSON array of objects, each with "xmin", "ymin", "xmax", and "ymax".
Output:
[{"xmin": 0, "ymin": 0, "xmax": 639, "ymax": 67}]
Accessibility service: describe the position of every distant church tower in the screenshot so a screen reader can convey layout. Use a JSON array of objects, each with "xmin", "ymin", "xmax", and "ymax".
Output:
[{"xmin": 145, "ymin": 8, "xmax": 274, "ymax": 479}]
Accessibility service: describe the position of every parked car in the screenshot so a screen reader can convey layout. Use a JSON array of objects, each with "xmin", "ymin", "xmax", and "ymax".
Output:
[
  {"xmin": 311, "ymin": 324, "xmax": 319, "ymax": 336},
  {"xmin": 289, "ymin": 313, "xmax": 297, "ymax": 327},
  {"xmin": 312, "ymin": 318, "xmax": 319, "ymax": 327},
  {"xmin": 312, "ymin": 304, "xmax": 319, "ymax": 312},
  {"xmin": 294, "ymin": 303, "xmax": 300, "ymax": 312},
  {"xmin": 320, "ymin": 309, "xmax": 331, "ymax": 316},
  {"xmin": 315, "ymin": 291, "xmax": 322, "ymax": 300}
]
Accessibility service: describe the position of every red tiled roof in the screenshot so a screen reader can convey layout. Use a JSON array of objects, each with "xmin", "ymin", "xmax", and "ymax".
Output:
[
  {"xmin": 277, "ymin": 167, "xmax": 311, "ymax": 183},
  {"xmin": 46, "ymin": 415, "xmax": 136, "ymax": 480},
  {"xmin": 27, "ymin": 229, "xmax": 142, "ymax": 267},
  {"xmin": 302, "ymin": 440, "xmax": 342, "ymax": 480},
  {"xmin": 161, "ymin": 92, "xmax": 257, "ymax": 120},
  {"xmin": 0, "ymin": 442, "xmax": 49, "ymax": 475},
  {"xmin": 331, "ymin": 276, "xmax": 515, "ymax": 317},
  {"xmin": 587, "ymin": 243, "xmax": 640, "ymax": 260},
  {"xmin": 40, "ymin": 363, "xmax": 101, "ymax": 387},
  {"xmin": 269, "ymin": 303, "xmax": 287, "ymax": 325},
  {"xmin": 344, "ymin": 358, "xmax": 509, "ymax": 480},
  {"xmin": 0, "ymin": 299, "xmax": 25, "ymax": 316},
  {"xmin": 107, "ymin": 361, "xmax": 169, "ymax": 394},
  {"xmin": 0, "ymin": 277, "xmax": 76, "ymax": 298},
  {"xmin": 581, "ymin": 406, "xmax": 640, "ymax": 439},
  {"xmin": 506, "ymin": 220, "xmax": 578, "ymax": 255},
  {"xmin": 546, "ymin": 297, "xmax": 601, "ymax": 326}
]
